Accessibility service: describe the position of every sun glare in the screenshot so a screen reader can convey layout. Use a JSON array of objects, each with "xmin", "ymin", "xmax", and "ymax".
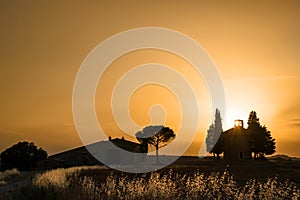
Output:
[{"xmin": 224, "ymin": 111, "xmax": 242, "ymax": 130}]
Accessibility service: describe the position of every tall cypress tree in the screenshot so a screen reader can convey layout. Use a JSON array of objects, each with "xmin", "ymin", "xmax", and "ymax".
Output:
[
  {"xmin": 212, "ymin": 109, "xmax": 223, "ymax": 159},
  {"xmin": 206, "ymin": 109, "xmax": 223, "ymax": 159},
  {"xmin": 206, "ymin": 124, "xmax": 215, "ymax": 154}
]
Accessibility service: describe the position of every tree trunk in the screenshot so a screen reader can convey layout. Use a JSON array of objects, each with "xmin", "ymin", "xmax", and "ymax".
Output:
[
  {"xmin": 156, "ymin": 144, "xmax": 159, "ymax": 164},
  {"xmin": 216, "ymin": 154, "xmax": 220, "ymax": 160}
]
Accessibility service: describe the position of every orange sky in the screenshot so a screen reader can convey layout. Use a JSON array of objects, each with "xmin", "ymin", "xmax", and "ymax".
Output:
[{"xmin": 0, "ymin": 1, "xmax": 299, "ymax": 157}]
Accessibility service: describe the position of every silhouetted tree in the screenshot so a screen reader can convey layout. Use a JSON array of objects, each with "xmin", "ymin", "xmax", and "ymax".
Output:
[
  {"xmin": 263, "ymin": 125, "xmax": 276, "ymax": 155},
  {"xmin": 206, "ymin": 124, "xmax": 215, "ymax": 155},
  {"xmin": 136, "ymin": 125, "xmax": 175, "ymax": 163},
  {"xmin": 247, "ymin": 111, "xmax": 276, "ymax": 159},
  {"xmin": 0, "ymin": 141, "xmax": 47, "ymax": 171},
  {"xmin": 213, "ymin": 109, "xmax": 223, "ymax": 159},
  {"xmin": 206, "ymin": 109, "xmax": 223, "ymax": 159},
  {"xmin": 248, "ymin": 122, "xmax": 265, "ymax": 158},
  {"xmin": 212, "ymin": 137, "xmax": 224, "ymax": 160},
  {"xmin": 247, "ymin": 111, "xmax": 259, "ymax": 126}
]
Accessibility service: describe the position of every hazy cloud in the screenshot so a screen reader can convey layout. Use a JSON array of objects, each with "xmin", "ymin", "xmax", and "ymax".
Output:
[
  {"xmin": 288, "ymin": 119, "xmax": 300, "ymax": 127},
  {"xmin": 290, "ymin": 119, "xmax": 300, "ymax": 121},
  {"xmin": 226, "ymin": 75, "xmax": 300, "ymax": 82}
]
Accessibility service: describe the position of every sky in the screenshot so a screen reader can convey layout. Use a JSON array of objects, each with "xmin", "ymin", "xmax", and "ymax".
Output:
[{"xmin": 0, "ymin": 1, "xmax": 299, "ymax": 157}]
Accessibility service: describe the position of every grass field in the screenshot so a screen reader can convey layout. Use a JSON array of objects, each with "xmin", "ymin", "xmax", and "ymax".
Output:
[{"xmin": 0, "ymin": 156, "xmax": 299, "ymax": 200}]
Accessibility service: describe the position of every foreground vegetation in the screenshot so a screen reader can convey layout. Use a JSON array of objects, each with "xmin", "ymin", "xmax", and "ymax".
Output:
[
  {"xmin": 0, "ymin": 168, "xmax": 20, "ymax": 186},
  {"xmin": 1, "ymin": 166, "xmax": 299, "ymax": 200}
]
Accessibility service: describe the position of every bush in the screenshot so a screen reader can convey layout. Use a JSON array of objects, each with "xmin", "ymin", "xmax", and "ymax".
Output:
[{"xmin": 0, "ymin": 141, "xmax": 47, "ymax": 171}]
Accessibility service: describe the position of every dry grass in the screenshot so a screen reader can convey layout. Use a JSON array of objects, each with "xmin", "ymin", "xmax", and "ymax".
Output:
[
  {"xmin": 0, "ymin": 168, "xmax": 20, "ymax": 185},
  {"xmin": 5, "ymin": 165, "xmax": 299, "ymax": 200}
]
